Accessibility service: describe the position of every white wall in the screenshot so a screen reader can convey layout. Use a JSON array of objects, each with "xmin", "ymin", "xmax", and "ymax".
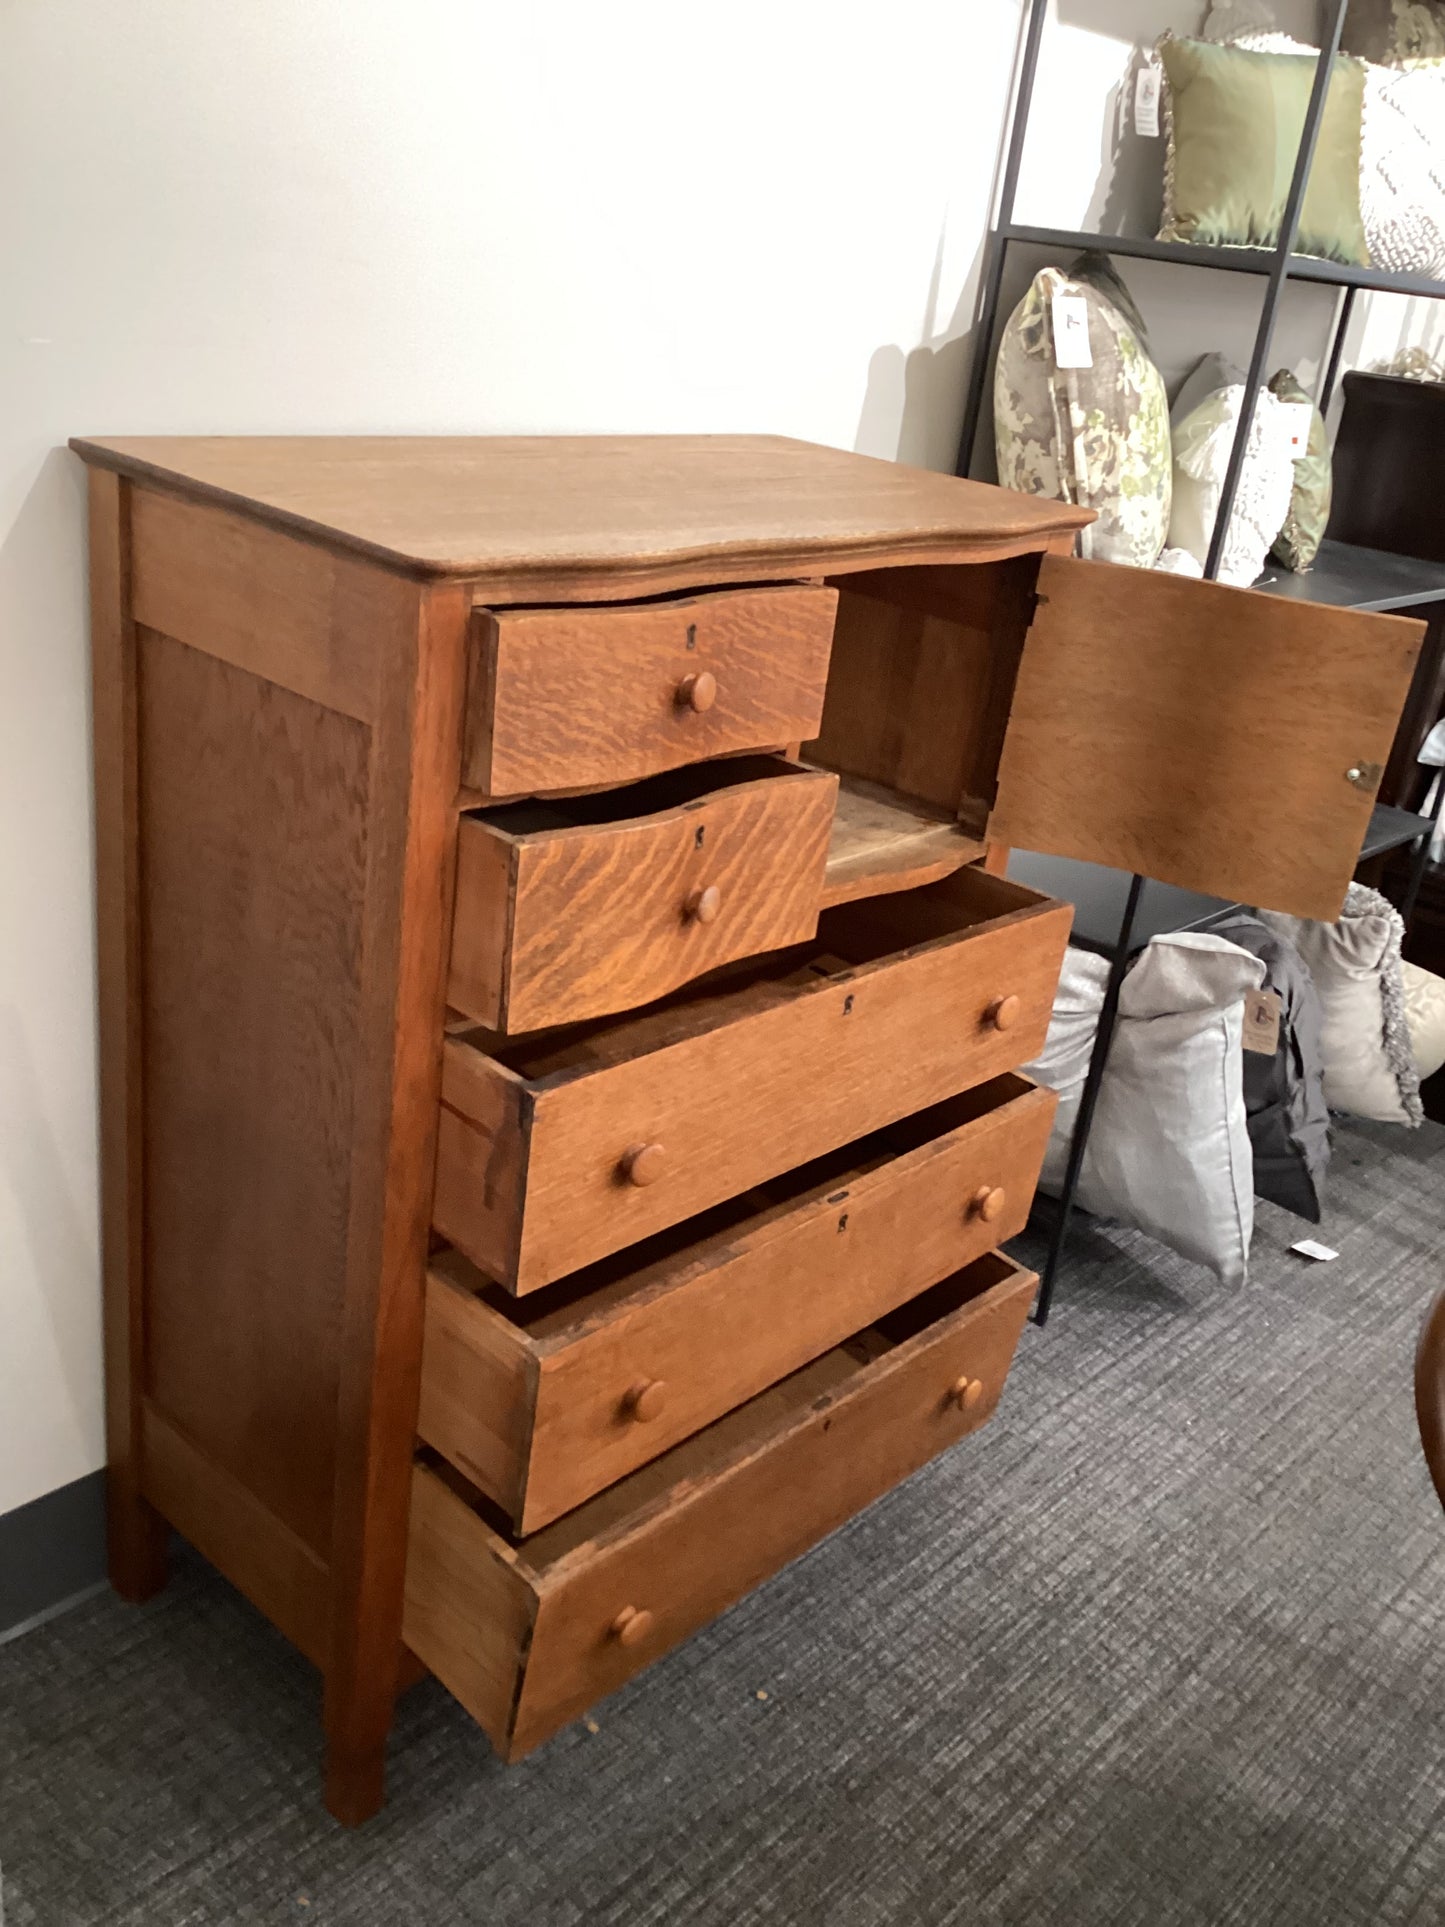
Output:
[{"xmin": 0, "ymin": 0, "xmax": 1422, "ymax": 1518}]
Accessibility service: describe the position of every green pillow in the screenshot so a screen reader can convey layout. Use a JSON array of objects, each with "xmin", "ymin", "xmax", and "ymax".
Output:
[
  {"xmin": 1158, "ymin": 36, "xmax": 1371, "ymax": 267},
  {"xmin": 1268, "ymin": 368, "xmax": 1332, "ymax": 572}
]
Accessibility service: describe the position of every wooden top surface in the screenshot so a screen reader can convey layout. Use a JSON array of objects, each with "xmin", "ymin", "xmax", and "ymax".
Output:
[{"xmin": 69, "ymin": 434, "xmax": 1092, "ymax": 592}]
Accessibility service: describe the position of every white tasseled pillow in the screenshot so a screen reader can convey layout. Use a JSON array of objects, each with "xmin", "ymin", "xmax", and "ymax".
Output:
[{"xmin": 1260, "ymin": 883, "xmax": 1424, "ymax": 1125}]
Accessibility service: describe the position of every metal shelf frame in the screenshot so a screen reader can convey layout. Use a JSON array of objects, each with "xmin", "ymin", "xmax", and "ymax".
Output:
[{"xmin": 956, "ymin": 0, "xmax": 1445, "ymax": 1324}]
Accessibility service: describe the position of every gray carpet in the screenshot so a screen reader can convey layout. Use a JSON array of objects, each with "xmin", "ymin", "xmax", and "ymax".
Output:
[{"xmin": 3, "ymin": 1117, "xmax": 1443, "ymax": 1927}]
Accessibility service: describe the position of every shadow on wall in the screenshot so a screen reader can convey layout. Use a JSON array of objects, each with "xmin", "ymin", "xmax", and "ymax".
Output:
[{"xmin": 854, "ymin": 226, "xmax": 983, "ymax": 475}]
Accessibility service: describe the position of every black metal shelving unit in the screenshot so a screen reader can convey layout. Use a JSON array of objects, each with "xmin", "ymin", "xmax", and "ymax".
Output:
[{"xmin": 957, "ymin": 0, "xmax": 1445, "ymax": 1324}]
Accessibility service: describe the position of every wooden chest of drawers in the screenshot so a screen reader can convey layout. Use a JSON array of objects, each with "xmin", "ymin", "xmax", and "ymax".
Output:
[{"xmin": 73, "ymin": 434, "xmax": 1423, "ymax": 1822}]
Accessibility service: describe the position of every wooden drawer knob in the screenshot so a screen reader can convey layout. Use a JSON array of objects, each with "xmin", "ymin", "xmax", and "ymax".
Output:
[
  {"xmin": 676, "ymin": 671, "xmax": 717, "ymax": 713},
  {"xmin": 684, "ymin": 884, "xmax": 721, "ymax": 924},
  {"xmin": 620, "ymin": 1141, "xmax": 666, "ymax": 1187},
  {"xmin": 986, "ymin": 994, "xmax": 1022, "ymax": 1032},
  {"xmin": 969, "ymin": 1185, "xmax": 1007, "ymax": 1224},
  {"xmin": 622, "ymin": 1378, "xmax": 667, "ymax": 1423},
  {"xmin": 951, "ymin": 1375, "xmax": 985, "ymax": 1412},
  {"xmin": 610, "ymin": 1605, "xmax": 655, "ymax": 1648}
]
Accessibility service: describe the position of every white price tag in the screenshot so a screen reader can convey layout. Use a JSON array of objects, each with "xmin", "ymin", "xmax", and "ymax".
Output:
[
  {"xmin": 1290, "ymin": 1238, "xmax": 1339, "ymax": 1262},
  {"xmin": 1135, "ymin": 63, "xmax": 1162, "ymax": 138},
  {"xmin": 1281, "ymin": 398, "xmax": 1314, "ymax": 457},
  {"xmin": 1051, "ymin": 293, "xmax": 1093, "ymax": 370}
]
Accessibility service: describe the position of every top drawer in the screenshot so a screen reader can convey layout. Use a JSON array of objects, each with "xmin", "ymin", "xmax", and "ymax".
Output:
[{"xmin": 462, "ymin": 585, "xmax": 838, "ymax": 800}]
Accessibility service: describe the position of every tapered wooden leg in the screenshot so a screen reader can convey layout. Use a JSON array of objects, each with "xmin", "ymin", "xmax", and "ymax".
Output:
[
  {"xmin": 323, "ymin": 1730, "xmax": 387, "ymax": 1827},
  {"xmin": 107, "ymin": 1478, "xmax": 169, "ymax": 1602}
]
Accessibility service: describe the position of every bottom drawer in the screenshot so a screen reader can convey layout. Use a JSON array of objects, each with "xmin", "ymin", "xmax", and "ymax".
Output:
[{"xmin": 404, "ymin": 1250, "xmax": 1036, "ymax": 1761}]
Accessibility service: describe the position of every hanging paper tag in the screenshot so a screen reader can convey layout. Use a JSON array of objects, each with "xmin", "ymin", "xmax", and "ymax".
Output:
[
  {"xmin": 1135, "ymin": 63, "xmax": 1162, "ymax": 138},
  {"xmin": 1051, "ymin": 293, "xmax": 1092, "ymax": 369},
  {"xmin": 1242, "ymin": 988, "xmax": 1282, "ymax": 1055},
  {"xmin": 1280, "ymin": 399, "xmax": 1314, "ymax": 457}
]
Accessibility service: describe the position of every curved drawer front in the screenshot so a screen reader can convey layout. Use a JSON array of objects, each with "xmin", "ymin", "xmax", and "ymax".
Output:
[
  {"xmin": 463, "ymin": 584, "xmax": 838, "ymax": 800},
  {"xmin": 448, "ymin": 757, "xmax": 837, "ymax": 1033},
  {"xmin": 433, "ymin": 865, "xmax": 1072, "ymax": 1296},
  {"xmin": 404, "ymin": 1251, "xmax": 1038, "ymax": 1761},
  {"xmin": 420, "ymin": 1072, "xmax": 1055, "ymax": 1532}
]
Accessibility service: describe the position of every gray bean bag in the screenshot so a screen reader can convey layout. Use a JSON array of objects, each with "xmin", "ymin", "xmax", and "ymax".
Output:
[{"xmin": 1207, "ymin": 911, "xmax": 1330, "ymax": 1222}]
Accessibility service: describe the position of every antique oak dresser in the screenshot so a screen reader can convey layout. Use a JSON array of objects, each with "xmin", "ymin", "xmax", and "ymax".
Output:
[{"xmin": 71, "ymin": 434, "xmax": 1422, "ymax": 1821}]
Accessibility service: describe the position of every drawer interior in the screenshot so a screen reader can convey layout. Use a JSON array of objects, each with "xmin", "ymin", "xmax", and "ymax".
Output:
[
  {"xmin": 426, "ymin": 1250, "xmax": 1030, "ymax": 1573},
  {"xmin": 467, "ymin": 753, "xmax": 806, "ymax": 840},
  {"xmin": 438, "ymin": 1071, "xmax": 1039, "ymax": 1341},
  {"xmin": 454, "ymin": 864, "xmax": 1052, "ymax": 1081}
]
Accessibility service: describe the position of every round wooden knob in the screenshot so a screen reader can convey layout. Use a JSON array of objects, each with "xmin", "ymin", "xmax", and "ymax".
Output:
[
  {"xmin": 610, "ymin": 1605, "xmax": 654, "ymax": 1648},
  {"xmin": 620, "ymin": 1141, "xmax": 666, "ymax": 1187},
  {"xmin": 969, "ymin": 1185, "xmax": 1007, "ymax": 1224},
  {"xmin": 986, "ymin": 995, "xmax": 1022, "ymax": 1032},
  {"xmin": 676, "ymin": 671, "xmax": 717, "ymax": 713},
  {"xmin": 622, "ymin": 1378, "xmax": 667, "ymax": 1423},
  {"xmin": 684, "ymin": 885, "xmax": 721, "ymax": 924},
  {"xmin": 951, "ymin": 1376, "xmax": 985, "ymax": 1412}
]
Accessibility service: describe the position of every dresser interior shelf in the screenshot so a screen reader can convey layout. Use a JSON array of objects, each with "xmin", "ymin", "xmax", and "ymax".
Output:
[{"xmin": 820, "ymin": 774, "xmax": 988, "ymax": 908}]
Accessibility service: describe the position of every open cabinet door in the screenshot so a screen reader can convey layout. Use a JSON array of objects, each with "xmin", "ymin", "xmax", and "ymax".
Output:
[{"xmin": 990, "ymin": 554, "xmax": 1425, "ymax": 920}]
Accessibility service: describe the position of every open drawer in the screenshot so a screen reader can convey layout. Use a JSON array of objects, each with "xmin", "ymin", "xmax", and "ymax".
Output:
[
  {"xmin": 421, "ymin": 1072, "xmax": 1055, "ymax": 1532},
  {"xmin": 434, "ymin": 865, "xmax": 1072, "ymax": 1294},
  {"xmin": 448, "ymin": 756, "xmax": 837, "ymax": 1033},
  {"xmin": 404, "ymin": 1250, "xmax": 1037, "ymax": 1761},
  {"xmin": 462, "ymin": 582, "xmax": 838, "ymax": 800}
]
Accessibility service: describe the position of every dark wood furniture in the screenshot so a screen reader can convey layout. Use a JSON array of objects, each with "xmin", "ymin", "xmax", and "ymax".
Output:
[
  {"xmin": 72, "ymin": 434, "xmax": 1422, "ymax": 1820},
  {"xmin": 1417, "ymin": 1290, "xmax": 1445, "ymax": 1515}
]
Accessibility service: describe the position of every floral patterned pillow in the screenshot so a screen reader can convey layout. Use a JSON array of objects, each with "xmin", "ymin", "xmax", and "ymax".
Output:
[
  {"xmin": 993, "ymin": 254, "xmax": 1171, "ymax": 569},
  {"xmin": 1342, "ymin": 0, "xmax": 1445, "ymax": 63}
]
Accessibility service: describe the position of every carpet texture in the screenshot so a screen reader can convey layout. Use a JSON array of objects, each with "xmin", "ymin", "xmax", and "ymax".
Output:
[{"xmin": 2, "ymin": 1118, "xmax": 1443, "ymax": 1926}]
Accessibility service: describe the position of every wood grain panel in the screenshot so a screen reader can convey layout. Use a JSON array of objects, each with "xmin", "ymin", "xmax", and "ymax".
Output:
[
  {"xmin": 465, "ymin": 585, "xmax": 836, "ymax": 797},
  {"xmin": 421, "ymin": 1075, "xmax": 1055, "ymax": 1532},
  {"xmin": 438, "ymin": 868, "xmax": 1071, "ymax": 1293},
  {"xmin": 130, "ymin": 487, "xmax": 383, "ymax": 721},
  {"xmin": 820, "ymin": 775, "xmax": 988, "ymax": 908},
  {"xmin": 993, "ymin": 554, "xmax": 1426, "ymax": 920},
  {"xmin": 142, "ymin": 1402, "xmax": 330, "ymax": 1666},
  {"xmin": 403, "ymin": 1253, "xmax": 1037, "ymax": 1759},
  {"xmin": 138, "ymin": 629, "xmax": 369, "ymax": 1557},
  {"xmin": 88, "ymin": 470, "xmax": 169, "ymax": 1600},
  {"xmin": 449, "ymin": 759, "xmax": 837, "ymax": 1032},
  {"xmin": 808, "ymin": 556, "xmax": 1041, "ymax": 830},
  {"xmin": 72, "ymin": 434, "xmax": 1094, "ymax": 592}
]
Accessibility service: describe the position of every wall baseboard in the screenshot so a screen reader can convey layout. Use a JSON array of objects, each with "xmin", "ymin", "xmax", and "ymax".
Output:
[{"xmin": 0, "ymin": 1471, "xmax": 107, "ymax": 1639}]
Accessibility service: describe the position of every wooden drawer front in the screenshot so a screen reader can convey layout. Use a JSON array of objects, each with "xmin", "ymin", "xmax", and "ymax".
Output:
[
  {"xmin": 463, "ymin": 585, "xmax": 838, "ymax": 800},
  {"xmin": 449, "ymin": 757, "xmax": 838, "ymax": 1033},
  {"xmin": 434, "ymin": 865, "xmax": 1072, "ymax": 1295},
  {"xmin": 405, "ymin": 1251, "xmax": 1037, "ymax": 1761},
  {"xmin": 421, "ymin": 1073, "xmax": 1055, "ymax": 1532}
]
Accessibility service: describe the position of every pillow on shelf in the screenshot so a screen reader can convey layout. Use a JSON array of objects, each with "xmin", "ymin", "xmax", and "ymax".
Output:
[
  {"xmin": 1026, "ymin": 934, "xmax": 1265, "ymax": 1286},
  {"xmin": 1166, "ymin": 353, "xmax": 1296, "ymax": 585},
  {"xmin": 1157, "ymin": 35, "xmax": 1372, "ymax": 266},
  {"xmin": 1205, "ymin": 911, "xmax": 1331, "ymax": 1222},
  {"xmin": 1341, "ymin": 1, "xmax": 1445, "ymax": 64},
  {"xmin": 994, "ymin": 253, "xmax": 1171, "ymax": 569},
  {"xmin": 1403, "ymin": 959, "xmax": 1445, "ymax": 1079},
  {"xmin": 1362, "ymin": 59, "xmax": 1445, "ymax": 276},
  {"xmin": 1268, "ymin": 368, "xmax": 1332, "ymax": 572},
  {"xmin": 1260, "ymin": 883, "xmax": 1424, "ymax": 1125},
  {"xmin": 1200, "ymin": 9, "xmax": 1445, "ymax": 277}
]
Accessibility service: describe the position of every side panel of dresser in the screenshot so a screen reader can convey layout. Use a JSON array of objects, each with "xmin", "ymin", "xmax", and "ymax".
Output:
[{"xmin": 87, "ymin": 480, "xmax": 470, "ymax": 1824}]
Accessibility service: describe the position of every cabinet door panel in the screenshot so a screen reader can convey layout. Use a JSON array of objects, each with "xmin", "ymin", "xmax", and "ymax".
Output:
[{"xmin": 991, "ymin": 555, "xmax": 1424, "ymax": 920}]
